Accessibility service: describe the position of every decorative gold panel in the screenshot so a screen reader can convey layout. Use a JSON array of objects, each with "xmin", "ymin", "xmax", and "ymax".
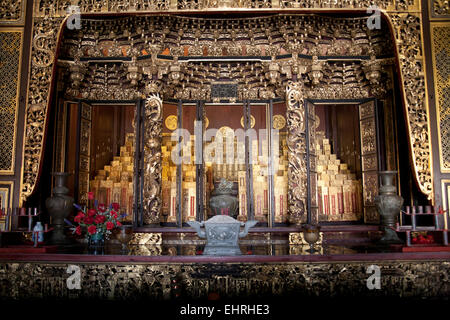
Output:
[
  {"xmin": 430, "ymin": 1, "xmax": 450, "ymax": 19},
  {"xmin": 0, "ymin": 29, "xmax": 22, "ymax": 175},
  {"xmin": 431, "ymin": 24, "xmax": 450, "ymax": 172},
  {"xmin": 0, "ymin": 0, "xmax": 25, "ymax": 25}
]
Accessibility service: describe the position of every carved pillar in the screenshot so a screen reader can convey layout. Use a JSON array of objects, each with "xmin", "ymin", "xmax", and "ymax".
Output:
[
  {"xmin": 286, "ymin": 81, "xmax": 307, "ymax": 224},
  {"xmin": 142, "ymin": 93, "xmax": 163, "ymax": 225}
]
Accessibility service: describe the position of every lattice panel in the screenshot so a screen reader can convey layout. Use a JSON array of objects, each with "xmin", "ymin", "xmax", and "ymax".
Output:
[
  {"xmin": 432, "ymin": 25, "xmax": 450, "ymax": 171},
  {"xmin": 0, "ymin": 31, "xmax": 21, "ymax": 173}
]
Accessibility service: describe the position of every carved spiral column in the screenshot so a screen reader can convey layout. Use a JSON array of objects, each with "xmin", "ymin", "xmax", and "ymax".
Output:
[
  {"xmin": 286, "ymin": 81, "xmax": 307, "ymax": 224},
  {"xmin": 142, "ymin": 93, "xmax": 163, "ymax": 225}
]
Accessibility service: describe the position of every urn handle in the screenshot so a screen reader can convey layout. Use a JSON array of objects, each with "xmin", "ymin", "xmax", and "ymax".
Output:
[
  {"xmin": 187, "ymin": 221, "xmax": 206, "ymax": 238},
  {"xmin": 239, "ymin": 220, "xmax": 257, "ymax": 238}
]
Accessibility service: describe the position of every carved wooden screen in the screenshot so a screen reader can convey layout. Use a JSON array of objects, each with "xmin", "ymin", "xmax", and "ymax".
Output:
[{"xmin": 359, "ymin": 100, "xmax": 380, "ymax": 224}]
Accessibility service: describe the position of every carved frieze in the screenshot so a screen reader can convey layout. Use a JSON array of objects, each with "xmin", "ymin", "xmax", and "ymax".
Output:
[{"xmin": 0, "ymin": 261, "xmax": 448, "ymax": 300}]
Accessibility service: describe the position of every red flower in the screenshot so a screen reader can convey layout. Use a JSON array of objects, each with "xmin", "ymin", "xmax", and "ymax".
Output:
[
  {"xmin": 74, "ymin": 212, "xmax": 85, "ymax": 223},
  {"xmin": 88, "ymin": 192, "xmax": 94, "ymax": 200},
  {"xmin": 75, "ymin": 226, "xmax": 82, "ymax": 235},
  {"xmin": 84, "ymin": 216, "xmax": 94, "ymax": 225},
  {"xmin": 88, "ymin": 209, "xmax": 97, "ymax": 217},
  {"xmin": 111, "ymin": 211, "xmax": 118, "ymax": 219},
  {"xmin": 116, "ymin": 221, "xmax": 122, "ymax": 227},
  {"xmin": 87, "ymin": 225, "xmax": 97, "ymax": 235},
  {"xmin": 112, "ymin": 203, "xmax": 120, "ymax": 211},
  {"xmin": 94, "ymin": 215, "xmax": 106, "ymax": 224},
  {"xmin": 106, "ymin": 221, "xmax": 115, "ymax": 230},
  {"xmin": 98, "ymin": 204, "xmax": 106, "ymax": 212}
]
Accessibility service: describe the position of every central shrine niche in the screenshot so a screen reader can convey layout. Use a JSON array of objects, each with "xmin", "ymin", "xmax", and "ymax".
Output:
[{"xmin": 52, "ymin": 13, "xmax": 399, "ymax": 227}]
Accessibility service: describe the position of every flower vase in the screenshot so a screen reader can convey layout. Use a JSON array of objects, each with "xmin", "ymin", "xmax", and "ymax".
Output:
[
  {"xmin": 88, "ymin": 232, "xmax": 105, "ymax": 255},
  {"xmin": 374, "ymin": 171, "xmax": 403, "ymax": 244}
]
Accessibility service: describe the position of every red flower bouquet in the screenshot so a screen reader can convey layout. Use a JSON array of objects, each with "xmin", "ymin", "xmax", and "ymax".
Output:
[{"xmin": 72, "ymin": 199, "xmax": 124, "ymax": 240}]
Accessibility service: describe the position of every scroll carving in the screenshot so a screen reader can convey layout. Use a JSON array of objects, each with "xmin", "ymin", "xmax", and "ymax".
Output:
[
  {"xmin": 22, "ymin": 17, "xmax": 63, "ymax": 203},
  {"xmin": 143, "ymin": 93, "xmax": 163, "ymax": 224},
  {"xmin": 388, "ymin": 13, "xmax": 432, "ymax": 198}
]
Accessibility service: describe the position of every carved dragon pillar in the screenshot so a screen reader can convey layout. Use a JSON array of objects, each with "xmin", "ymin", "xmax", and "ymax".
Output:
[
  {"xmin": 286, "ymin": 81, "xmax": 307, "ymax": 224},
  {"xmin": 142, "ymin": 91, "xmax": 163, "ymax": 225}
]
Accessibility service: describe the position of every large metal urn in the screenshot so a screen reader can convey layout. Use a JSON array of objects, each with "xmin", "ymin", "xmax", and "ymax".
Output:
[
  {"xmin": 374, "ymin": 171, "xmax": 403, "ymax": 244},
  {"xmin": 45, "ymin": 172, "xmax": 74, "ymax": 245},
  {"xmin": 209, "ymin": 178, "xmax": 239, "ymax": 219}
]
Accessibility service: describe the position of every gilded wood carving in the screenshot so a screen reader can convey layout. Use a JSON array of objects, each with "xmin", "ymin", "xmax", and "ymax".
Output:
[{"xmin": 143, "ymin": 93, "xmax": 163, "ymax": 224}]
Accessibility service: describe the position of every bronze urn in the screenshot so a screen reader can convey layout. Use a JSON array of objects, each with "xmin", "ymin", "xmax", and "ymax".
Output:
[
  {"xmin": 375, "ymin": 171, "xmax": 403, "ymax": 244},
  {"xmin": 209, "ymin": 178, "xmax": 239, "ymax": 219},
  {"xmin": 45, "ymin": 172, "xmax": 74, "ymax": 245}
]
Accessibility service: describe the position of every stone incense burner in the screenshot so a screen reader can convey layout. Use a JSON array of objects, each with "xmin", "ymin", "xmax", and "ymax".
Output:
[{"xmin": 188, "ymin": 215, "xmax": 257, "ymax": 256}]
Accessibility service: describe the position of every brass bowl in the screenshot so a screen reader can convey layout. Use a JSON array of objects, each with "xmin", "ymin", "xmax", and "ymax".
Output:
[
  {"xmin": 302, "ymin": 224, "xmax": 321, "ymax": 253},
  {"xmin": 114, "ymin": 225, "xmax": 133, "ymax": 251}
]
